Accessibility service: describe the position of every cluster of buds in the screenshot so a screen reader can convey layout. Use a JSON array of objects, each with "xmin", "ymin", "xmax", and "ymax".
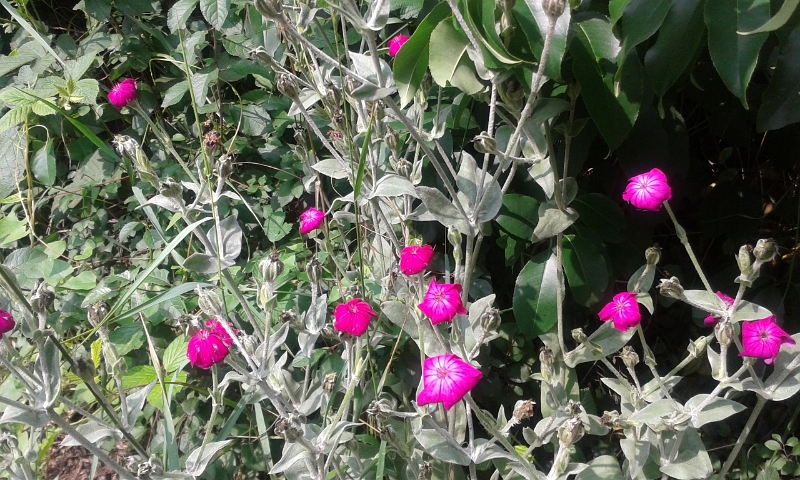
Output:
[
  {"xmin": 197, "ymin": 287, "xmax": 224, "ymax": 317},
  {"xmin": 737, "ymin": 239, "xmax": 776, "ymax": 286},
  {"xmin": 254, "ymin": 0, "xmax": 283, "ymax": 19},
  {"xmin": 258, "ymin": 251, "xmax": 283, "ymax": 310},
  {"xmin": 113, "ymin": 135, "xmax": 159, "ymax": 189}
]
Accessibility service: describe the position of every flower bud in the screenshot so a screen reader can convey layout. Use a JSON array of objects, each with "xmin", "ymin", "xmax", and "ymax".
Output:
[
  {"xmin": 714, "ymin": 321, "xmax": 734, "ymax": 347},
  {"xmin": 323, "ymin": 372, "xmax": 337, "ymax": 393},
  {"xmin": 447, "ymin": 227, "xmax": 462, "ymax": 250},
  {"xmin": 240, "ymin": 334, "xmax": 257, "ymax": 359},
  {"xmin": 539, "ymin": 346, "xmax": 554, "ymax": 382},
  {"xmin": 480, "ymin": 307, "xmax": 502, "ymax": 332},
  {"xmin": 323, "ymin": 82, "xmax": 340, "ymax": 109},
  {"xmin": 600, "ymin": 410, "xmax": 622, "ymax": 428},
  {"xmin": 112, "ymin": 134, "xmax": 140, "ymax": 162},
  {"xmin": 274, "ymin": 416, "xmax": 302, "ymax": 442},
  {"xmin": 258, "ymin": 282, "xmax": 276, "ymax": 310},
  {"xmin": 137, "ymin": 456, "xmax": 164, "ymax": 477},
  {"xmin": 384, "ymin": 128, "xmax": 398, "ymax": 151},
  {"xmin": 558, "ymin": 417, "xmax": 584, "ymax": 446},
  {"xmin": 658, "ymin": 276, "xmax": 684, "ymax": 300},
  {"xmin": 497, "ymin": 0, "xmax": 516, "ymax": 12},
  {"xmin": 249, "ymin": 47, "xmax": 279, "ymax": 69},
  {"xmin": 254, "ymin": 0, "xmax": 283, "ymax": 19},
  {"xmin": 499, "ymin": 78, "xmax": 524, "ymax": 112},
  {"xmin": 345, "ymin": 75, "xmax": 359, "ymax": 95},
  {"xmin": 571, "ymin": 328, "xmax": 587, "ymax": 343},
  {"xmin": 542, "ymin": 0, "xmax": 566, "ymax": 19},
  {"xmin": 280, "ymin": 310, "xmax": 297, "ymax": 325},
  {"xmin": 30, "ymin": 281, "xmax": 54, "ymax": 315},
  {"xmin": 753, "ymin": 238, "xmax": 777, "ymax": 262},
  {"xmin": 619, "ymin": 346, "xmax": 639, "ymax": 370},
  {"xmin": 277, "ymin": 73, "xmax": 300, "ymax": 98},
  {"xmin": 332, "ymin": 108, "xmax": 346, "ymax": 129},
  {"xmin": 216, "ymin": 153, "xmax": 234, "ymax": 180},
  {"xmin": 395, "ymin": 158, "xmax": 411, "ymax": 179},
  {"xmin": 645, "ymin": 245, "xmax": 661, "ymax": 266},
  {"xmin": 159, "ymin": 178, "xmax": 183, "ymax": 199},
  {"xmin": 380, "ymin": 425, "xmax": 397, "ymax": 443},
  {"xmin": 737, "ymin": 245, "xmax": 753, "ymax": 274},
  {"xmin": 372, "ymin": 100, "xmax": 385, "ymax": 121},
  {"xmin": 306, "ymin": 257, "xmax": 321, "ymax": 284},
  {"xmin": 87, "ymin": 302, "xmax": 109, "ymax": 327},
  {"xmin": 197, "ymin": 288, "xmax": 223, "ymax": 317},
  {"xmin": 473, "ymin": 132, "xmax": 498, "ymax": 155},
  {"xmin": 513, "ymin": 399, "xmax": 536, "ymax": 421},
  {"xmin": 418, "ymin": 462, "xmax": 432, "ymax": 480},
  {"xmin": 259, "ymin": 251, "xmax": 284, "ymax": 283},
  {"xmin": 73, "ymin": 347, "xmax": 96, "ymax": 381}
]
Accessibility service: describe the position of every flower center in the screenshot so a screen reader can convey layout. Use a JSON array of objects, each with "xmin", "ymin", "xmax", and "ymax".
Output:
[
  {"xmin": 434, "ymin": 292, "xmax": 445, "ymax": 302},
  {"xmin": 436, "ymin": 367, "xmax": 449, "ymax": 379},
  {"xmin": 348, "ymin": 305, "xmax": 359, "ymax": 314},
  {"xmin": 760, "ymin": 331, "xmax": 770, "ymax": 341}
]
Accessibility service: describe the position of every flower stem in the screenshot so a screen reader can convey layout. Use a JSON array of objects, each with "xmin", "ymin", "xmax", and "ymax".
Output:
[
  {"xmin": 663, "ymin": 201, "xmax": 713, "ymax": 293},
  {"xmin": 717, "ymin": 395, "xmax": 767, "ymax": 479}
]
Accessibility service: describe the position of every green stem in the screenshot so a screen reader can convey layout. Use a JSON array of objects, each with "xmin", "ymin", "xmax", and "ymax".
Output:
[
  {"xmin": 663, "ymin": 201, "xmax": 713, "ymax": 293},
  {"xmin": 717, "ymin": 395, "xmax": 767, "ymax": 479}
]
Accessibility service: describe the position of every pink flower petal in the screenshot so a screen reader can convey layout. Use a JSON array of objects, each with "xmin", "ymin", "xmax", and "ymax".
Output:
[
  {"xmin": 739, "ymin": 316, "xmax": 795, "ymax": 364},
  {"xmin": 417, "ymin": 354, "xmax": 482, "ymax": 411},
  {"xmin": 419, "ymin": 279, "xmax": 468, "ymax": 325},
  {"xmin": 622, "ymin": 168, "xmax": 672, "ymax": 211},
  {"xmin": 0, "ymin": 308, "xmax": 14, "ymax": 339},
  {"xmin": 299, "ymin": 208, "xmax": 325, "ymax": 234},
  {"xmin": 399, "ymin": 245, "xmax": 434, "ymax": 275},
  {"xmin": 187, "ymin": 329, "xmax": 229, "ymax": 369},
  {"xmin": 108, "ymin": 78, "xmax": 137, "ymax": 109},
  {"xmin": 598, "ymin": 292, "xmax": 641, "ymax": 332},
  {"xmin": 334, "ymin": 298, "xmax": 378, "ymax": 336},
  {"xmin": 388, "ymin": 35, "xmax": 409, "ymax": 57}
]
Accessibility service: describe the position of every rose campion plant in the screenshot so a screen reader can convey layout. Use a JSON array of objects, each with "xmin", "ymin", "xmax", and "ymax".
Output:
[
  {"xmin": 704, "ymin": 291, "xmax": 735, "ymax": 326},
  {"xmin": 416, "ymin": 354, "xmax": 483, "ymax": 411},
  {"xmin": 419, "ymin": 279, "xmax": 468, "ymax": 325},
  {"xmin": 622, "ymin": 168, "xmax": 672, "ymax": 211},
  {"xmin": 399, "ymin": 245, "xmax": 434, "ymax": 276},
  {"xmin": 739, "ymin": 316, "xmax": 796, "ymax": 364},
  {"xmin": 334, "ymin": 299, "xmax": 378, "ymax": 336},
  {"xmin": 299, "ymin": 207, "xmax": 325, "ymax": 234},
  {"xmin": 598, "ymin": 292, "xmax": 642, "ymax": 332}
]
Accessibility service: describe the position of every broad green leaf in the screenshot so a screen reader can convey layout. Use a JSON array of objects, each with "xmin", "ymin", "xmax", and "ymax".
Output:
[
  {"xmin": 645, "ymin": 0, "xmax": 706, "ymax": 98},
  {"xmin": 62, "ymin": 271, "xmax": 97, "ymax": 290},
  {"xmin": 109, "ymin": 323, "xmax": 145, "ymax": 356},
  {"xmin": 0, "ymin": 106, "xmax": 31, "ymax": 134},
  {"xmin": 0, "ymin": 126, "xmax": 25, "ymax": 200},
  {"xmin": 0, "ymin": 215, "xmax": 28, "ymax": 247},
  {"xmin": 705, "ymin": 0, "xmax": 770, "ymax": 107},
  {"xmin": 460, "ymin": 0, "xmax": 521, "ymax": 68},
  {"xmin": 524, "ymin": 0, "xmax": 572, "ymax": 80},
  {"xmin": 393, "ymin": 2, "xmax": 451, "ymax": 107},
  {"xmin": 32, "ymin": 139, "xmax": 56, "ymax": 186},
  {"xmin": 169, "ymin": 0, "xmax": 200, "ymax": 33},
  {"xmin": 565, "ymin": 321, "xmax": 636, "ymax": 367},
  {"xmin": 513, "ymin": 248, "xmax": 562, "ymax": 339},
  {"xmin": 575, "ymin": 455, "xmax": 624, "ymax": 480},
  {"xmin": 620, "ymin": 0, "xmax": 672, "ymax": 53},
  {"xmin": 757, "ymin": 27, "xmax": 800, "ymax": 131},
  {"xmin": 429, "ymin": 19, "xmax": 484, "ymax": 95},
  {"xmin": 562, "ymin": 235, "xmax": 608, "ymax": 307},
  {"xmin": 162, "ymin": 80, "xmax": 189, "ymax": 108},
  {"xmin": 496, "ymin": 194, "xmax": 539, "ymax": 240},
  {"xmin": 163, "ymin": 335, "xmax": 189, "ymax": 373},
  {"xmin": 572, "ymin": 193, "xmax": 626, "ymax": 243},
  {"xmin": 200, "ymin": 0, "xmax": 229, "ymax": 30},
  {"xmin": 740, "ymin": 0, "xmax": 800, "ymax": 35},
  {"xmin": 415, "ymin": 186, "xmax": 470, "ymax": 234},
  {"xmin": 531, "ymin": 203, "xmax": 578, "ymax": 242},
  {"xmin": 189, "ymin": 68, "xmax": 219, "ymax": 108},
  {"xmin": 609, "ymin": 0, "xmax": 631, "ymax": 25},
  {"xmin": 571, "ymin": 13, "xmax": 642, "ymax": 150}
]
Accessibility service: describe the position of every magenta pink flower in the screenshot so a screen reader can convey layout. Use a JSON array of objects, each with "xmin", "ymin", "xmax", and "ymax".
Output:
[
  {"xmin": 704, "ymin": 291, "xmax": 735, "ymax": 327},
  {"xmin": 0, "ymin": 309, "xmax": 14, "ymax": 340},
  {"xmin": 206, "ymin": 318, "xmax": 234, "ymax": 347},
  {"xmin": 417, "ymin": 354, "xmax": 483, "ymax": 411},
  {"xmin": 388, "ymin": 35, "xmax": 410, "ymax": 57},
  {"xmin": 299, "ymin": 207, "xmax": 325, "ymax": 234},
  {"xmin": 399, "ymin": 245, "xmax": 434, "ymax": 276},
  {"xmin": 739, "ymin": 316, "xmax": 795, "ymax": 365},
  {"xmin": 598, "ymin": 292, "xmax": 642, "ymax": 332},
  {"xmin": 108, "ymin": 78, "xmax": 137, "ymax": 109},
  {"xmin": 187, "ymin": 329, "xmax": 230, "ymax": 369},
  {"xmin": 622, "ymin": 168, "xmax": 672, "ymax": 211},
  {"xmin": 419, "ymin": 279, "xmax": 468, "ymax": 325},
  {"xmin": 334, "ymin": 298, "xmax": 378, "ymax": 337}
]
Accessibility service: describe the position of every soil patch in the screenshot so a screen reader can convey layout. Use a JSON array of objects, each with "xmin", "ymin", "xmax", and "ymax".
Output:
[{"xmin": 44, "ymin": 436, "xmax": 128, "ymax": 480}]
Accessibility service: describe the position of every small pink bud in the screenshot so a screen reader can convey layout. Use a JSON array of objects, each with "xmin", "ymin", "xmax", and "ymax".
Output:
[
  {"xmin": 108, "ymin": 78, "xmax": 137, "ymax": 109},
  {"xmin": 0, "ymin": 309, "xmax": 15, "ymax": 339}
]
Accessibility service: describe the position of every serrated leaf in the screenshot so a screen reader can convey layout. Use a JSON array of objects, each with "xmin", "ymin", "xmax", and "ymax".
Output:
[
  {"xmin": 0, "ymin": 106, "xmax": 31, "ymax": 134},
  {"xmin": 200, "ymin": 0, "xmax": 229, "ymax": 30},
  {"xmin": 168, "ymin": 0, "xmax": 199, "ymax": 33},
  {"xmin": 162, "ymin": 80, "xmax": 189, "ymax": 108},
  {"xmin": 190, "ymin": 68, "xmax": 218, "ymax": 108},
  {"xmin": 163, "ymin": 335, "xmax": 189, "ymax": 373},
  {"xmin": 91, "ymin": 339, "xmax": 102, "ymax": 369},
  {"xmin": 0, "ymin": 126, "xmax": 25, "ymax": 200}
]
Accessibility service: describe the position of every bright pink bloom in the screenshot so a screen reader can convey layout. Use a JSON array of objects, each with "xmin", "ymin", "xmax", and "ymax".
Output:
[
  {"xmin": 334, "ymin": 299, "xmax": 378, "ymax": 336},
  {"xmin": 108, "ymin": 78, "xmax": 137, "ymax": 109},
  {"xmin": 187, "ymin": 329, "xmax": 230, "ymax": 369},
  {"xmin": 419, "ymin": 279, "xmax": 468, "ymax": 325},
  {"xmin": 598, "ymin": 292, "xmax": 641, "ymax": 332},
  {"xmin": 400, "ymin": 245, "xmax": 434, "ymax": 276},
  {"xmin": 622, "ymin": 168, "xmax": 672, "ymax": 211},
  {"xmin": 703, "ymin": 291, "xmax": 735, "ymax": 327},
  {"xmin": 388, "ymin": 35, "xmax": 410, "ymax": 57},
  {"xmin": 0, "ymin": 309, "xmax": 14, "ymax": 339},
  {"xmin": 299, "ymin": 207, "xmax": 325, "ymax": 234},
  {"xmin": 417, "ymin": 354, "xmax": 483, "ymax": 411},
  {"xmin": 739, "ymin": 316, "xmax": 795, "ymax": 365},
  {"xmin": 206, "ymin": 318, "xmax": 234, "ymax": 347}
]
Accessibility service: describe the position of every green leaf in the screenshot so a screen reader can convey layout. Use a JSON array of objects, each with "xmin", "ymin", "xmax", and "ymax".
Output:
[
  {"xmin": 565, "ymin": 321, "xmax": 636, "ymax": 367},
  {"xmin": 72, "ymin": 78, "xmax": 99, "ymax": 105},
  {"xmin": 531, "ymin": 203, "xmax": 578, "ymax": 242},
  {"xmin": 169, "ymin": 0, "xmax": 200, "ymax": 33},
  {"xmin": 109, "ymin": 323, "xmax": 145, "ymax": 356},
  {"xmin": 415, "ymin": 186, "xmax": 470, "ymax": 234},
  {"xmin": 162, "ymin": 80, "xmax": 189, "ymax": 108},
  {"xmin": 659, "ymin": 429, "xmax": 712, "ymax": 480},
  {"xmin": 190, "ymin": 68, "xmax": 219, "ymax": 108},
  {"xmin": 163, "ymin": 335, "xmax": 189, "ymax": 373},
  {"xmin": 429, "ymin": 19, "xmax": 484, "ymax": 95},
  {"xmin": 562, "ymin": 235, "xmax": 608, "ymax": 307},
  {"xmin": 0, "ymin": 106, "xmax": 31, "ymax": 134},
  {"xmin": 740, "ymin": 0, "xmax": 800, "ymax": 34},
  {"xmin": 571, "ymin": 13, "xmax": 642, "ymax": 150},
  {"xmin": 0, "ymin": 215, "xmax": 28, "ymax": 247},
  {"xmin": 705, "ymin": 0, "xmax": 770, "ymax": 107},
  {"xmin": 757, "ymin": 27, "xmax": 800, "ymax": 131},
  {"xmin": 575, "ymin": 455, "xmax": 624, "ymax": 480},
  {"xmin": 645, "ymin": 0, "xmax": 706, "ymax": 98},
  {"xmin": 0, "ymin": 126, "xmax": 25, "ymax": 200},
  {"xmin": 393, "ymin": 2, "xmax": 451, "ymax": 107},
  {"xmin": 32, "ymin": 139, "xmax": 56, "ymax": 186},
  {"xmin": 200, "ymin": 0, "xmax": 229, "ymax": 30},
  {"xmin": 524, "ymin": 0, "xmax": 572, "ymax": 80},
  {"xmin": 496, "ymin": 194, "xmax": 539, "ymax": 240},
  {"xmin": 62, "ymin": 271, "xmax": 97, "ymax": 290},
  {"xmin": 684, "ymin": 394, "xmax": 746, "ymax": 428},
  {"xmin": 513, "ymin": 248, "xmax": 562, "ymax": 339},
  {"xmin": 610, "ymin": 0, "xmax": 631, "ymax": 25},
  {"xmin": 620, "ymin": 0, "xmax": 672, "ymax": 53},
  {"xmin": 572, "ymin": 193, "xmax": 626, "ymax": 243}
]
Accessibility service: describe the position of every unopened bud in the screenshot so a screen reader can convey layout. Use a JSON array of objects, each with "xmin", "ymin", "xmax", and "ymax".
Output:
[
  {"xmin": 74, "ymin": 347, "xmax": 96, "ymax": 381},
  {"xmin": 619, "ymin": 346, "xmax": 639, "ymax": 370},
  {"xmin": 372, "ymin": 100, "xmax": 385, "ymax": 121},
  {"xmin": 345, "ymin": 75, "xmax": 359, "ymax": 95},
  {"xmin": 241, "ymin": 334, "xmax": 257, "ymax": 358},
  {"xmin": 715, "ymin": 322, "xmax": 734, "ymax": 347},
  {"xmin": 332, "ymin": 108, "xmax": 346, "ymax": 129},
  {"xmin": 499, "ymin": 78, "xmax": 524, "ymax": 112},
  {"xmin": 277, "ymin": 73, "xmax": 300, "ymax": 98},
  {"xmin": 258, "ymin": 282, "xmax": 276, "ymax": 310},
  {"xmin": 540, "ymin": 346, "xmax": 554, "ymax": 382},
  {"xmin": 259, "ymin": 251, "xmax": 284, "ymax": 283},
  {"xmin": 87, "ymin": 302, "xmax": 109, "ymax": 327},
  {"xmin": 658, "ymin": 276, "xmax": 684, "ymax": 300},
  {"xmin": 418, "ymin": 462, "xmax": 432, "ymax": 480},
  {"xmin": 384, "ymin": 128, "xmax": 398, "ymax": 151},
  {"xmin": 447, "ymin": 227, "xmax": 462, "ymax": 250},
  {"xmin": 323, "ymin": 372, "xmax": 337, "ymax": 393},
  {"xmin": 30, "ymin": 281, "xmax": 54, "ymax": 315},
  {"xmin": 280, "ymin": 310, "xmax": 297, "ymax": 325},
  {"xmin": 112, "ymin": 134, "xmax": 140, "ymax": 162},
  {"xmin": 473, "ymin": 132, "xmax": 498, "ymax": 155},
  {"xmin": 160, "ymin": 178, "xmax": 183, "ymax": 199},
  {"xmin": 497, "ymin": 0, "xmax": 516, "ymax": 12},
  {"xmin": 197, "ymin": 288, "xmax": 223, "ymax": 317},
  {"xmin": 558, "ymin": 417, "xmax": 584, "ymax": 446},
  {"xmin": 379, "ymin": 425, "xmax": 397, "ymax": 443},
  {"xmin": 645, "ymin": 245, "xmax": 661, "ymax": 266},
  {"xmin": 306, "ymin": 257, "xmax": 321, "ymax": 284},
  {"xmin": 249, "ymin": 47, "xmax": 279, "ymax": 69},
  {"xmin": 753, "ymin": 239, "xmax": 777, "ymax": 262},
  {"xmin": 480, "ymin": 307, "xmax": 502, "ymax": 332},
  {"xmin": 323, "ymin": 82, "xmax": 340, "ymax": 108},
  {"xmin": 542, "ymin": 0, "xmax": 566, "ymax": 19},
  {"xmin": 513, "ymin": 399, "xmax": 536, "ymax": 421},
  {"xmin": 216, "ymin": 153, "xmax": 234, "ymax": 180},
  {"xmin": 600, "ymin": 410, "xmax": 622, "ymax": 428},
  {"xmin": 571, "ymin": 328, "xmax": 587, "ymax": 343},
  {"xmin": 395, "ymin": 158, "xmax": 411, "ymax": 178},
  {"xmin": 254, "ymin": 0, "xmax": 283, "ymax": 19}
]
